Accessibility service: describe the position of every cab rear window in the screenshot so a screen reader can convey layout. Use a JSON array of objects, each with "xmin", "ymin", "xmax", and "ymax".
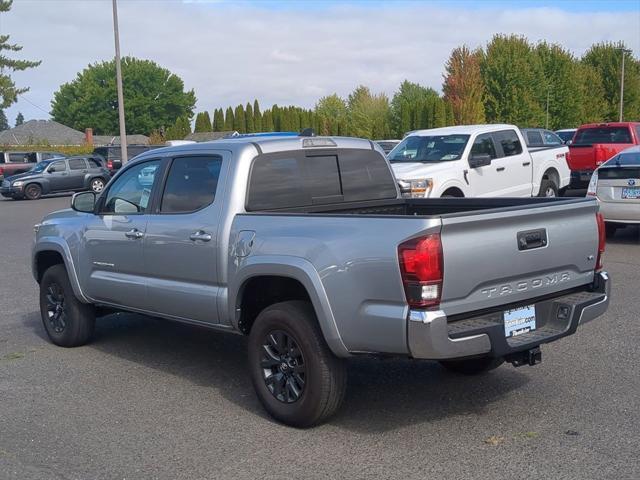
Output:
[
  {"xmin": 246, "ymin": 149, "xmax": 397, "ymax": 211},
  {"xmin": 574, "ymin": 127, "xmax": 633, "ymax": 145}
]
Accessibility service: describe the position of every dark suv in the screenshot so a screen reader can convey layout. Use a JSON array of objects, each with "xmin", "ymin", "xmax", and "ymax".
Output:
[
  {"xmin": 93, "ymin": 145, "xmax": 164, "ymax": 174},
  {"xmin": 1, "ymin": 156, "xmax": 110, "ymax": 200}
]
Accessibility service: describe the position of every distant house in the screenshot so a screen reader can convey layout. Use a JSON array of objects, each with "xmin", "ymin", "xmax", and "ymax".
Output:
[
  {"xmin": 183, "ymin": 131, "xmax": 236, "ymax": 142},
  {"xmin": 0, "ymin": 119, "xmax": 150, "ymax": 146}
]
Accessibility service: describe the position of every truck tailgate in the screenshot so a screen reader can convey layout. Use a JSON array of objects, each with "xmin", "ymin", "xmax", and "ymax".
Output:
[{"xmin": 439, "ymin": 199, "xmax": 599, "ymax": 316}]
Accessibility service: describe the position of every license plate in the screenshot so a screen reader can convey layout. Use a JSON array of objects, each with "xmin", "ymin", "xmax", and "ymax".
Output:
[
  {"xmin": 622, "ymin": 187, "xmax": 640, "ymax": 199},
  {"xmin": 504, "ymin": 305, "xmax": 536, "ymax": 338}
]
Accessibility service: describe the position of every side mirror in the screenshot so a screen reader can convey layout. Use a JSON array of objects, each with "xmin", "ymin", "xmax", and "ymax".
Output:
[
  {"xmin": 469, "ymin": 153, "xmax": 492, "ymax": 168},
  {"xmin": 71, "ymin": 191, "xmax": 96, "ymax": 213}
]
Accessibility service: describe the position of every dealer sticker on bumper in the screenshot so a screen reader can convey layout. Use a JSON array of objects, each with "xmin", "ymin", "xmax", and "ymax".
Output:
[{"xmin": 504, "ymin": 305, "xmax": 536, "ymax": 338}]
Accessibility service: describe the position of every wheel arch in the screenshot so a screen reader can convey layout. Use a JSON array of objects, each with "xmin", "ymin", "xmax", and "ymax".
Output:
[
  {"xmin": 230, "ymin": 256, "xmax": 350, "ymax": 357},
  {"xmin": 33, "ymin": 241, "xmax": 90, "ymax": 303}
]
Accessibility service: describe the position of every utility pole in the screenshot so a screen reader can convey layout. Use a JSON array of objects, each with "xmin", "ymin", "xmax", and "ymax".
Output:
[
  {"xmin": 112, "ymin": 0, "xmax": 128, "ymax": 163},
  {"xmin": 546, "ymin": 88, "xmax": 550, "ymax": 130},
  {"xmin": 618, "ymin": 47, "xmax": 631, "ymax": 122}
]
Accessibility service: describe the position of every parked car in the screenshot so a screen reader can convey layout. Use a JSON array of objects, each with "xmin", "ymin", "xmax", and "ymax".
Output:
[
  {"xmin": 0, "ymin": 151, "xmax": 66, "ymax": 181},
  {"xmin": 32, "ymin": 134, "xmax": 609, "ymax": 427},
  {"xmin": 93, "ymin": 144, "xmax": 164, "ymax": 174},
  {"xmin": 521, "ymin": 128, "xmax": 564, "ymax": 147},
  {"xmin": 390, "ymin": 124, "xmax": 571, "ymax": 198},
  {"xmin": 1, "ymin": 155, "xmax": 110, "ymax": 200},
  {"xmin": 587, "ymin": 145, "xmax": 640, "ymax": 236},
  {"xmin": 375, "ymin": 139, "xmax": 401, "ymax": 154},
  {"xmin": 568, "ymin": 122, "xmax": 640, "ymax": 189},
  {"xmin": 555, "ymin": 128, "xmax": 577, "ymax": 145}
]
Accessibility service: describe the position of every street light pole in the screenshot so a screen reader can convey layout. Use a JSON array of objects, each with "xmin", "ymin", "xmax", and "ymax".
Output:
[
  {"xmin": 112, "ymin": 0, "xmax": 128, "ymax": 164},
  {"xmin": 618, "ymin": 48, "xmax": 630, "ymax": 122}
]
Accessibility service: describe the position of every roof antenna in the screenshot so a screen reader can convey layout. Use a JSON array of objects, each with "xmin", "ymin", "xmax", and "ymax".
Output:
[{"xmin": 300, "ymin": 128, "xmax": 315, "ymax": 137}]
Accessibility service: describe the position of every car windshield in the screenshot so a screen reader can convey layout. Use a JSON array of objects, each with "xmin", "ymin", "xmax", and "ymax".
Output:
[
  {"xmin": 604, "ymin": 152, "xmax": 640, "ymax": 167},
  {"xmin": 28, "ymin": 161, "xmax": 52, "ymax": 173},
  {"xmin": 388, "ymin": 135, "xmax": 470, "ymax": 163}
]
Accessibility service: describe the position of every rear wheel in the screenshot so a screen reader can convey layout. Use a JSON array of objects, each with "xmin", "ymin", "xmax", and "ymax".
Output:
[
  {"xmin": 248, "ymin": 301, "xmax": 347, "ymax": 428},
  {"xmin": 24, "ymin": 183, "xmax": 42, "ymax": 200},
  {"xmin": 39, "ymin": 264, "xmax": 95, "ymax": 347},
  {"xmin": 90, "ymin": 177, "xmax": 105, "ymax": 193},
  {"xmin": 439, "ymin": 357, "xmax": 504, "ymax": 375},
  {"xmin": 538, "ymin": 179, "xmax": 558, "ymax": 197}
]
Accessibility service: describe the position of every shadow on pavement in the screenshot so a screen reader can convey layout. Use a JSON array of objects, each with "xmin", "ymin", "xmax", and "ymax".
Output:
[
  {"xmin": 24, "ymin": 310, "xmax": 529, "ymax": 433},
  {"xmin": 605, "ymin": 224, "xmax": 640, "ymax": 245}
]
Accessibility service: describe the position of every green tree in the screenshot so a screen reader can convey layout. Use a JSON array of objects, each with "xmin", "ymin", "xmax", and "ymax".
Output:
[
  {"xmin": 14, "ymin": 111, "xmax": 24, "ymax": 126},
  {"xmin": 233, "ymin": 104, "xmax": 246, "ymax": 133},
  {"xmin": 0, "ymin": 1, "xmax": 41, "ymax": 109},
  {"xmin": 253, "ymin": 99, "xmax": 262, "ymax": 131},
  {"xmin": 582, "ymin": 42, "xmax": 640, "ymax": 121},
  {"xmin": 51, "ymin": 57, "xmax": 196, "ymax": 135},
  {"xmin": 213, "ymin": 108, "xmax": 225, "ymax": 131},
  {"xmin": 245, "ymin": 102, "xmax": 254, "ymax": 132},
  {"xmin": 442, "ymin": 45, "xmax": 485, "ymax": 125},
  {"xmin": 164, "ymin": 115, "xmax": 191, "ymax": 140},
  {"xmin": 390, "ymin": 80, "xmax": 440, "ymax": 136},
  {"xmin": 347, "ymin": 85, "xmax": 391, "ymax": 139},
  {"xmin": 272, "ymin": 105, "xmax": 281, "ymax": 130},
  {"xmin": 575, "ymin": 63, "xmax": 608, "ymax": 124},
  {"xmin": 224, "ymin": 107, "xmax": 234, "ymax": 131},
  {"xmin": 481, "ymin": 34, "xmax": 546, "ymax": 126},
  {"xmin": 315, "ymin": 94, "xmax": 348, "ymax": 135},
  {"xmin": 0, "ymin": 109, "xmax": 8, "ymax": 130},
  {"xmin": 262, "ymin": 109, "xmax": 274, "ymax": 131},
  {"xmin": 194, "ymin": 111, "xmax": 212, "ymax": 132}
]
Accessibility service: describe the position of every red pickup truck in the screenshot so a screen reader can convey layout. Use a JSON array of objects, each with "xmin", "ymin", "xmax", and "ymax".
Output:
[{"xmin": 568, "ymin": 122, "xmax": 640, "ymax": 188}]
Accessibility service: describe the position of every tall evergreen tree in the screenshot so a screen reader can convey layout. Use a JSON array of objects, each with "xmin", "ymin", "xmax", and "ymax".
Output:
[
  {"xmin": 253, "ymin": 99, "xmax": 262, "ymax": 131},
  {"xmin": 233, "ymin": 104, "xmax": 246, "ymax": 133},
  {"xmin": 224, "ymin": 107, "xmax": 234, "ymax": 131},
  {"xmin": 442, "ymin": 45, "xmax": 486, "ymax": 125},
  {"xmin": 0, "ymin": 0, "xmax": 41, "ymax": 109},
  {"xmin": 390, "ymin": 80, "xmax": 440, "ymax": 137},
  {"xmin": 0, "ymin": 109, "xmax": 8, "ymax": 130},
  {"xmin": 262, "ymin": 109, "xmax": 274, "ymax": 131},
  {"xmin": 272, "ymin": 105, "xmax": 281, "ymax": 131},
  {"xmin": 194, "ymin": 111, "xmax": 212, "ymax": 132},
  {"xmin": 315, "ymin": 94, "xmax": 348, "ymax": 135},
  {"xmin": 245, "ymin": 102, "xmax": 254, "ymax": 132},
  {"xmin": 14, "ymin": 111, "xmax": 24, "ymax": 126},
  {"xmin": 213, "ymin": 108, "xmax": 224, "ymax": 131},
  {"xmin": 165, "ymin": 115, "xmax": 191, "ymax": 140}
]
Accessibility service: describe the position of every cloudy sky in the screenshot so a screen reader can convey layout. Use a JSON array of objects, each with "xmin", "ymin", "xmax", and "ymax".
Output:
[{"xmin": 3, "ymin": 0, "xmax": 639, "ymax": 125}]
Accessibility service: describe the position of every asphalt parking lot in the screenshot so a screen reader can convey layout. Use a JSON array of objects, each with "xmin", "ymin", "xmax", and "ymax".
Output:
[{"xmin": 1, "ymin": 194, "xmax": 639, "ymax": 480}]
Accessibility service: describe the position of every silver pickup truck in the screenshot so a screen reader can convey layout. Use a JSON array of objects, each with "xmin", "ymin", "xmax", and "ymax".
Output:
[{"xmin": 32, "ymin": 134, "xmax": 610, "ymax": 427}]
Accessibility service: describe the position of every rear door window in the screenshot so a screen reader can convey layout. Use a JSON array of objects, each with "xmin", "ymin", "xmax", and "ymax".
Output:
[
  {"xmin": 526, "ymin": 131, "xmax": 543, "ymax": 146},
  {"xmin": 87, "ymin": 158, "xmax": 103, "ymax": 168},
  {"xmin": 69, "ymin": 158, "xmax": 87, "ymax": 170},
  {"xmin": 160, "ymin": 156, "xmax": 222, "ymax": 213},
  {"xmin": 493, "ymin": 130, "xmax": 523, "ymax": 157}
]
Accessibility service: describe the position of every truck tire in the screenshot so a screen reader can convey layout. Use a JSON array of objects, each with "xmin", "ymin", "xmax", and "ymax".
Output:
[
  {"xmin": 538, "ymin": 179, "xmax": 558, "ymax": 197},
  {"xmin": 439, "ymin": 357, "xmax": 504, "ymax": 375},
  {"xmin": 90, "ymin": 177, "xmax": 106, "ymax": 193},
  {"xmin": 24, "ymin": 183, "xmax": 42, "ymax": 200},
  {"xmin": 39, "ymin": 264, "xmax": 95, "ymax": 347},
  {"xmin": 248, "ymin": 300, "xmax": 347, "ymax": 428}
]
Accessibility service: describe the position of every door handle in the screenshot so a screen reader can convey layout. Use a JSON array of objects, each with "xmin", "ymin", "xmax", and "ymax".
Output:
[
  {"xmin": 496, "ymin": 167, "xmax": 505, "ymax": 172},
  {"xmin": 190, "ymin": 230, "xmax": 212, "ymax": 242},
  {"xmin": 522, "ymin": 161, "xmax": 531, "ymax": 166},
  {"xmin": 125, "ymin": 228, "xmax": 144, "ymax": 239}
]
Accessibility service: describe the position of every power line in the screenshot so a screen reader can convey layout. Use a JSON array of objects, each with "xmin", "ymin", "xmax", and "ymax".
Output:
[{"xmin": 17, "ymin": 93, "xmax": 51, "ymax": 116}]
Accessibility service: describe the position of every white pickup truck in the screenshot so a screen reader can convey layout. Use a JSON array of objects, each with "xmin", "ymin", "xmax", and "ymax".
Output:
[{"xmin": 389, "ymin": 124, "xmax": 571, "ymax": 198}]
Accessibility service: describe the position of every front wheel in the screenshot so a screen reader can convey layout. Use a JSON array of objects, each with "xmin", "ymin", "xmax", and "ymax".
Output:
[
  {"xmin": 248, "ymin": 301, "xmax": 347, "ymax": 428},
  {"xmin": 39, "ymin": 264, "xmax": 95, "ymax": 347},
  {"xmin": 439, "ymin": 356, "xmax": 504, "ymax": 375},
  {"xmin": 90, "ymin": 177, "xmax": 105, "ymax": 193},
  {"xmin": 24, "ymin": 183, "xmax": 42, "ymax": 200}
]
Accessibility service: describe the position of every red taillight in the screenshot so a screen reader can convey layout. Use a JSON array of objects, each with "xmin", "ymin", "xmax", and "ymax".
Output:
[
  {"xmin": 398, "ymin": 234, "xmax": 443, "ymax": 309},
  {"xmin": 107, "ymin": 160, "xmax": 113, "ymax": 169},
  {"xmin": 596, "ymin": 212, "xmax": 606, "ymax": 271},
  {"xmin": 0, "ymin": 167, "xmax": 4, "ymax": 176}
]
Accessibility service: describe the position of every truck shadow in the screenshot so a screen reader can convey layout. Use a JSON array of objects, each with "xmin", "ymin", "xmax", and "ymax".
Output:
[
  {"xmin": 24, "ymin": 311, "xmax": 529, "ymax": 433},
  {"xmin": 606, "ymin": 225, "xmax": 640, "ymax": 245}
]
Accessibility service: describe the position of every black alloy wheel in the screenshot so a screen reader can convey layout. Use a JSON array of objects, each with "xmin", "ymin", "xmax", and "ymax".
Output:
[
  {"xmin": 260, "ymin": 330, "xmax": 306, "ymax": 403},
  {"xmin": 45, "ymin": 283, "xmax": 67, "ymax": 334}
]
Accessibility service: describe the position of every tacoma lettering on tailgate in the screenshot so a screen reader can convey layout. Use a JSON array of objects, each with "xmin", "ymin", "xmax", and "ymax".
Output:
[{"xmin": 481, "ymin": 272, "xmax": 571, "ymax": 298}]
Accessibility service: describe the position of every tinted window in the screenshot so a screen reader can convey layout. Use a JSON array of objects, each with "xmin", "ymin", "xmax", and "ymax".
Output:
[
  {"xmin": 160, "ymin": 156, "xmax": 222, "ymax": 213},
  {"xmin": 8, "ymin": 153, "xmax": 28, "ymax": 163},
  {"xmin": 69, "ymin": 158, "xmax": 87, "ymax": 170},
  {"xmin": 603, "ymin": 152, "xmax": 640, "ymax": 167},
  {"xmin": 247, "ymin": 149, "xmax": 397, "ymax": 210},
  {"xmin": 87, "ymin": 158, "xmax": 102, "ymax": 168},
  {"xmin": 543, "ymin": 130, "xmax": 563, "ymax": 145},
  {"xmin": 556, "ymin": 131, "xmax": 575, "ymax": 143},
  {"xmin": 48, "ymin": 160, "xmax": 67, "ymax": 172},
  {"xmin": 635, "ymin": 126, "xmax": 640, "ymax": 141},
  {"xmin": 526, "ymin": 131, "xmax": 543, "ymax": 145},
  {"xmin": 101, "ymin": 160, "xmax": 161, "ymax": 214},
  {"xmin": 574, "ymin": 127, "xmax": 632, "ymax": 144},
  {"xmin": 388, "ymin": 135, "xmax": 469, "ymax": 163},
  {"xmin": 494, "ymin": 130, "xmax": 523, "ymax": 157},
  {"xmin": 470, "ymin": 133, "xmax": 497, "ymax": 159}
]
